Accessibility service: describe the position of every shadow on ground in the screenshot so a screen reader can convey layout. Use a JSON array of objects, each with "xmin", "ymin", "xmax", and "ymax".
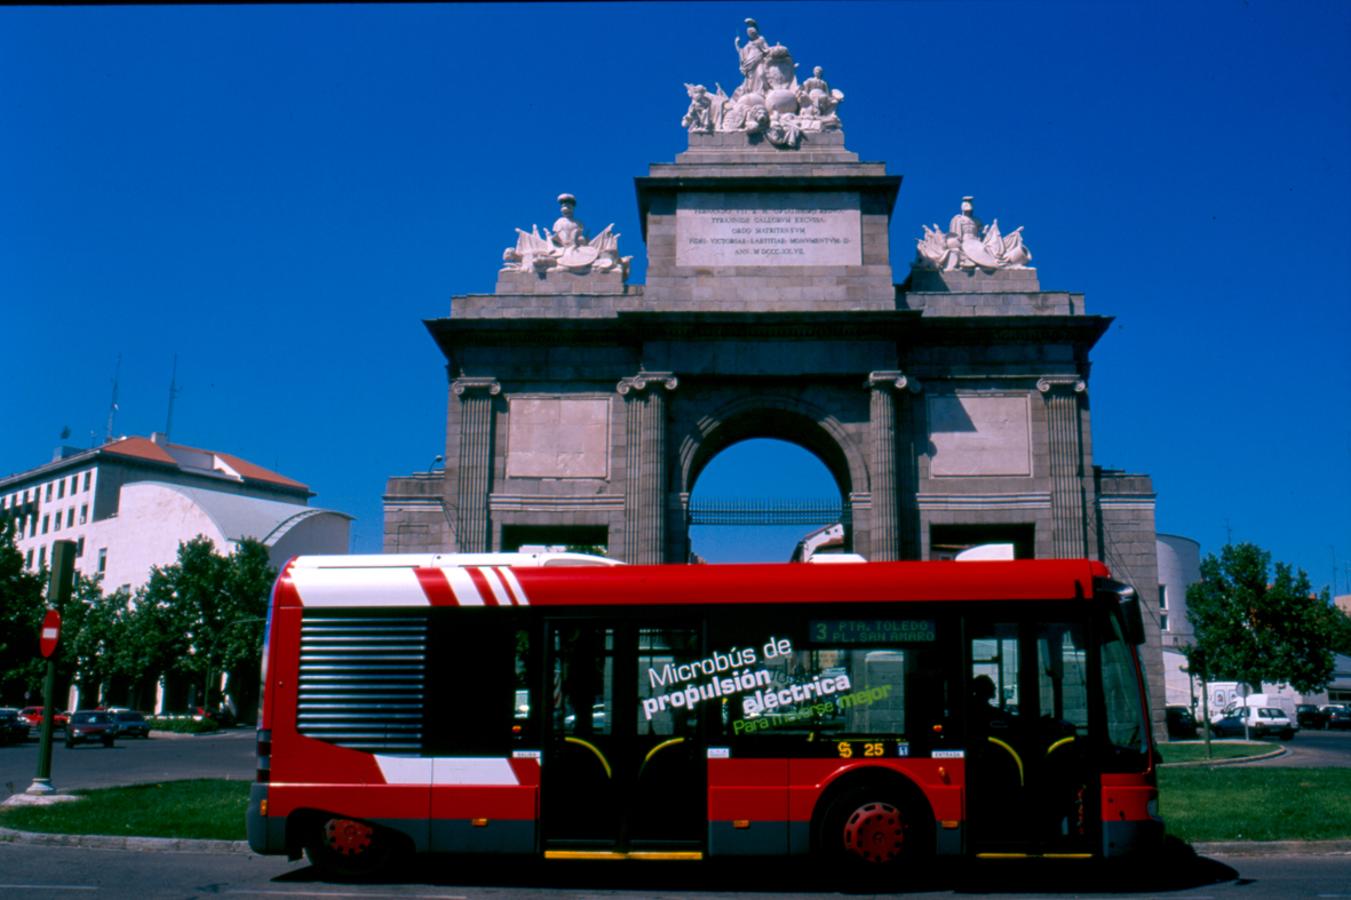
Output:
[{"xmin": 275, "ymin": 836, "xmax": 1237, "ymax": 895}]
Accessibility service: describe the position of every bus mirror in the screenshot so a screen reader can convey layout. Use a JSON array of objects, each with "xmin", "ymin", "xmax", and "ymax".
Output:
[
  {"xmin": 1120, "ymin": 594, "xmax": 1145, "ymax": 646},
  {"xmin": 1099, "ymin": 580, "xmax": 1145, "ymax": 646}
]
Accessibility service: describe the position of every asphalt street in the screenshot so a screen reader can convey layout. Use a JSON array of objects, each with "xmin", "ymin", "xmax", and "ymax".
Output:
[{"xmin": 0, "ymin": 727, "xmax": 254, "ymax": 798}]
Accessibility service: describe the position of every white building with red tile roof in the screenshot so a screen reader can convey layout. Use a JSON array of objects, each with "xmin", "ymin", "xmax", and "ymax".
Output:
[{"xmin": 0, "ymin": 433, "xmax": 350, "ymax": 591}]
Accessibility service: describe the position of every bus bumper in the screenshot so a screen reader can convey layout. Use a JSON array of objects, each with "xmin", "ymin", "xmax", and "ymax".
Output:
[
  {"xmin": 1103, "ymin": 817, "xmax": 1165, "ymax": 857},
  {"xmin": 247, "ymin": 783, "xmax": 287, "ymax": 855}
]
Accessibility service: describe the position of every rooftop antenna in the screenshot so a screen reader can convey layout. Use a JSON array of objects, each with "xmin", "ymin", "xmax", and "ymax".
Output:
[
  {"xmin": 164, "ymin": 354, "xmax": 180, "ymax": 443},
  {"xmin": 104, "ymin": 354, "xmax": 122, "ymax": 445}
]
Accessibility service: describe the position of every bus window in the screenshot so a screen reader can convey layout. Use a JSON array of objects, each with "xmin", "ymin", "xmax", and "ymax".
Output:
[
  {"xmin": 637, "ymin": 626, "xmax": 702, "ymax": 736},
  {"xmin": 970, "ymin": 624, "xmax": 1020, "ymax": 719},
  {"xmin": 1037, "ymin": 623, "xmax": 1089, "ymax": 737},
  {"xmin": 1101, "ymin": 613, "xmax": 1150, "ymax": 769},
  {"xmin": 553, "ymin": 626, "xmax": 613, "ymax": 737},
  {"xmin": 716, "ymin": 618, "xmax": 942, "ymax": 749}
]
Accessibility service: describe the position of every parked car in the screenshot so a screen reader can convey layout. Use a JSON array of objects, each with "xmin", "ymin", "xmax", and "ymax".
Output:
[
  {"xmin": 64, "ymin": 710, "xmax": 115, "ymax": 748},
  {"xmin": 19, "ymin": 706, "xmax": 68, "ymax": 731},
  {"xmin": 109, "ymin": 710, "xmax": 150, "ymax": 739},
  {"xmin": 1211, "ymin": 706, "xmax": 1297, "ymax": 740},
  {"xmin": 1324, "ymin": 705, "xmax": 1351, "ymax": 730},
  {"xmin": 1165, "ymin": 705, "xmax": 1198, "ymax": 739},
  {"xmin": 1296, "ymin": 704, "xmax": 1327, "ymax": 730},
  {"xmin": 0, "ymin": 708, "xmax": 30, "ymax": 744}
]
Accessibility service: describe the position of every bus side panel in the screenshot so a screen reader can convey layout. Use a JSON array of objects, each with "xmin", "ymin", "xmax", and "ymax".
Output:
[
  {"xmin": 429, "ymin": 759, "xmax": 540, "ymax": 854},
  {"xmin": 706, "ymin": 758, "xmax": 788, "ymax": 856},
  {"xmin": 1100, "ymin": 773, "xmax": 1163, "ymax": 857},
  {"xmin": 264, "ymin": 604, "xmax": 433, "ymax": 851},
  {"xmin": 787, "ymin": 759, "xmax": 965, "ymax": 855}
]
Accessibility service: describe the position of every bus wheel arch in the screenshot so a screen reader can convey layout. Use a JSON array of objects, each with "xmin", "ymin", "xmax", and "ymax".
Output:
[
  {"xmin": 292, "ymin": 809, "xmax": 407, "ymax": 878},
  {"xmin": 811, "ymin": 769, "xmax": 935, "ymax": 870}
]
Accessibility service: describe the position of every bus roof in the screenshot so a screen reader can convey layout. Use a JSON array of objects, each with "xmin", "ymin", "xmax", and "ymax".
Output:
[{"xmin": 276, "ymin": 557, "xmax": 1111, "ymax": 610}]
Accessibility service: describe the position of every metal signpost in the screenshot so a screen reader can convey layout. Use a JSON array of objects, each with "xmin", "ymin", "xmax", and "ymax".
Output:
[{"xmin": 28, "ymin": 539, "xmax": 74, "ymax": 796}]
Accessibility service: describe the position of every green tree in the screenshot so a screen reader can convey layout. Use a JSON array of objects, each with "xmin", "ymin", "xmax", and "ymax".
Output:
[
  {"xmin": 0, "ymin": 519, "xmax": 45, "ymax": 704},
  {"xmin": 123, "ymin": 536, "xmax": 275, "ymax": 718},
  {"xmin": 1185, "ymin": 542, "xmax": 1341, "ymax": 694}
]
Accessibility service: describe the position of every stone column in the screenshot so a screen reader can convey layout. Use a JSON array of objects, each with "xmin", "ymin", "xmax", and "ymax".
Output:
[
  {"xmin": 452, "ymin": 377, "xmax": 500, "ymax": 552},
  {"xmin": 1038, "ymin": 376, "xmax": 1088, "ymax": 558},
  {"xmin": 617, "ymin": 371, "xmax": 678, "ymax": 564},
  {"xmin": 866, "ymin": 371, "xmax": 920, "ymax": 561}
]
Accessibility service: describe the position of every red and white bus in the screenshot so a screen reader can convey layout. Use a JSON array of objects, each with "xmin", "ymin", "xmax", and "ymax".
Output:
[{"xmin": 247, "ymin": 553, "xmax": 1161, "ymax": 879}]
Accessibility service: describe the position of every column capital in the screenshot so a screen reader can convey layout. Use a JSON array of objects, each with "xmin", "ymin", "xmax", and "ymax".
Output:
[
  {"xmin": 866, "ymin": 370, "xmax": 922, "ymax": 394},
  {"xmin": 1036, "ymin": 375, "xmax": 1086, "ymax": 395},
  {"xmin": 452, "ymin": 377, "xmax": 501, "ymax": 397},
  {"xmin": 617, "ymin": 371, "xmax": 678, "ymax": 396}
]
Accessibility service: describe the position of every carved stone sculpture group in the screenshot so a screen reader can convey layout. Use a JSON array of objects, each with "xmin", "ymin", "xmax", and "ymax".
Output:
[
  {"xmin": 914, "ymin": 197, "xmax": 1033, "ymax": 272},
  {"xmin": 681, "ymin": 18, "xmax": 844, "ymax": 149},
  {"xmin": 502, "ymin": 194, "xmax": 632, "ymax": 279}
]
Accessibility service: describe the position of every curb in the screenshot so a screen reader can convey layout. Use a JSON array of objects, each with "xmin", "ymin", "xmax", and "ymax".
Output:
[
  {"xmin": 1159, "ymin": 745, "xmax": 1288, "ymax": 767},
  {"xmin": 1191, "ymin": 839, "xmax": 1351, "ymax": 857},
  {"xmin": 0, "ymin": 825, "xmax": 251, "ymax": 854}
]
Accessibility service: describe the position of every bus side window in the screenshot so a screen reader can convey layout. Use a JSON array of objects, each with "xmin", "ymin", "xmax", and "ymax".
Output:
[{"xmin": 425, "ymin": 611, "xmax": 519, "ymax": 755}]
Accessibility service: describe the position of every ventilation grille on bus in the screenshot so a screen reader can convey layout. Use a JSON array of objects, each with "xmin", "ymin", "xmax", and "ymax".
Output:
[{"xmin": 297, "ymin": 614, "xmax": 427, "ymax": 753}]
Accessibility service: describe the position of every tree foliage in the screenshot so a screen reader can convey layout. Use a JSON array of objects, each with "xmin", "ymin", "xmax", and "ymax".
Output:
[
  {"xmin": 1185, "ymin": 542, "xmax": 1340, "ymax": 694},
  {"xmin": 0, "ymin": 528, "xmax": 275, "ymax": 714},
  {"xmin": 0, "ymin": 519, "xmax": 46, "ymax": 700}
]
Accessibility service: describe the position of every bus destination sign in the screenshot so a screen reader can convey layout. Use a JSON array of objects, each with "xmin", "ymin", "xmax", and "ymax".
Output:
[{"xmin": 810, "ymin": 619, "xmax": 936, "ymax": 645}]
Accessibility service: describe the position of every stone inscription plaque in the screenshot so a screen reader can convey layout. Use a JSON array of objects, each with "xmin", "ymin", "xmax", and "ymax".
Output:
[
  {"xmin": 928, "ymin": 394, "xmax": 1032, "ymax": 477},
  {"xmin": 676, "ymin": 192, "xmax": 862, "ymax": 266},
  {"xmin": 506, "ymin": 397, "xmax": 610, "ymax": 479}
]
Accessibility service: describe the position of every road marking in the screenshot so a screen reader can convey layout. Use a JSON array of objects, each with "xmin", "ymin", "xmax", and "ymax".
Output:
[
  {"xmin": 0, "ymin": 885, "xmax": 97, "ymax": 892},
  {"xmin": 225, "ymin": 886, "xmax": 464, "ymax": 891}
]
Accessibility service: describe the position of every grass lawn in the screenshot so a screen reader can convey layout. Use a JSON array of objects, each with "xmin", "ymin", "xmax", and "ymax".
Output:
[
  {"xmin": 1158, "ymin": 768, "xmax": 1351, "ymax": 842},
  {"xmin": 0, "ymin": 779, "xmax": 247, "ymax": 841},
  {"xmin": 1157, "ymin": 741, "xmax": 1272, "ymax": 764}
]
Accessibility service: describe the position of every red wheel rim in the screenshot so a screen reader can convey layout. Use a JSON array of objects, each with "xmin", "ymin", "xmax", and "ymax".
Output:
[
  {"xmin": 842, "ymin": 801, "xmax": 905, "ymax": 863},
  {"xmin": 323, "ymin": 818, "xmax": 374, "ymax": 857}
]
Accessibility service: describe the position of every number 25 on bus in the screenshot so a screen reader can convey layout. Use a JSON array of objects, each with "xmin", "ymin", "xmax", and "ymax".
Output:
[{"xmin": 247, "ymin": 553, "xmax": 1161, "ymax": 880}]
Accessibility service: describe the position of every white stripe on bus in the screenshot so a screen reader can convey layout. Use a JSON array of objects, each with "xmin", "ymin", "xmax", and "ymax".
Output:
[
  {"xmin": 292, "ymin": 567, "xmax": 429, "ymax": 607},
  {"xmin": 496, "ymin": 567, "xmax": 529, "ymax": 605},
  {"xmin": 374, "ymin": 755, "xmax": 519, "ymax": 786},
  {"xmin": 477, "ymin": 567, "xmax": 513, "ymax": 606},
  {"xmin": 443, "ymin": 567, "xmax": 485, "ymax": 606}
]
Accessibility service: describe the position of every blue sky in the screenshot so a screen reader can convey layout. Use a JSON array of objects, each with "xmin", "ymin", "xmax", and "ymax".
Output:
[{"xmin": 2, "ymin": 2, "xmax": 1348, "ymax": 589}]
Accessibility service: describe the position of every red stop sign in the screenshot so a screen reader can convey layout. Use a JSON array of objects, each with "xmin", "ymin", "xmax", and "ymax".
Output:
[{"xmin": 39, "ymin": 609, "xmax": 61, "ymax": 658}]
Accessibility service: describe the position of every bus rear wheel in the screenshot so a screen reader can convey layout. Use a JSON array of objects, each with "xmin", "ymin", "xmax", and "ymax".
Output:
[
  {"xmin": 818, "ymin": 784, "xmax": 930, "ymax": 876},
  {"xmin": 304, "ymin": 816, "xmax": 393, "ymax": 878}
]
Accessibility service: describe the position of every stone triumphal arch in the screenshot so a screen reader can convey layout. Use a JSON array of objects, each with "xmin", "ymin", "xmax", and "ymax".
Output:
[{"xmin": 383, "ymin": 18, "xmax": 1164, "ymax": 717}]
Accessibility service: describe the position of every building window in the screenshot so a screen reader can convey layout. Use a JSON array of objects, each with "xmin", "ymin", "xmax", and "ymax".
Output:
[
  {"xmin": 39, "ymin": 545, "xmax": 46, "ymax": 567},
  {"xmin": 1160, "ymin": 613, "xmax": 1169, "ymax": 632},
  {"xmin": 53, "ymin": 513, "xmax": 60, "ymax": 532},
  {"xmin": 1159, "ymin": 585, "xmax": 1168, "ymax": 610},
  {"xmin": 45, "ymin": 483, "xmax": 52, "ymax": 501},
  {"xmin": 29, "ymin": 516, "xmax": 37, "ymax": 537},
  {"xmin": 97, "ymin": 547, "xmax": 107, "ymax": 574},
  {"xmin": 83, "ymin": 471, "xmax": 91, "ymax": 491},
  {"xmin": 66, "ymin": 508, "xmax": 75, "ymax": 528},
  {"xmin": 41, "ymin": 514, "xmax": 49, "ymax": 534},
  {"xmin": 80, "ymin": 505, "xmax": 88, "ymax": 525},
  {"xmin": 77, "ymin": 537, "xmax": 85, "ymax": 557},
  {"xmin": 25, "ymin": 549, "xmax": 33, "ymax": 568},
  {"xmin": 57, "ymin": 480, "xmax": 65, "ymax": 499}
]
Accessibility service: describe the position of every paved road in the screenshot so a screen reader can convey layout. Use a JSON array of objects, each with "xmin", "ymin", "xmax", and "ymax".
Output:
[
  {"xmin": 1229, "ymin": 729, "xmax": 1351, "ymax": 767},
  {"xmin": 0, "ymin": 728, "xmax": 254, "ymax": 798},
  {"xmin": 0, "ymin": 841, "xmax": 1348, "ymax": 899}
]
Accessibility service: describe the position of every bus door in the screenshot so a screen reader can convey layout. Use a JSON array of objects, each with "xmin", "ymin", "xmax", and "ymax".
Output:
[
  {"xmin": 541, "ymin": 621, "xmax": 706, "ymax": 852},
  {"xmin": 965, "ymin": 621, "xmax": 1096, "ymax": 856}
]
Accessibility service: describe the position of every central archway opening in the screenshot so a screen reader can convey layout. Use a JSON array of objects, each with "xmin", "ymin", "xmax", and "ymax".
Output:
[{"xmin": 687, "ymin": 438, "xmax": 841, "ymax": 563}]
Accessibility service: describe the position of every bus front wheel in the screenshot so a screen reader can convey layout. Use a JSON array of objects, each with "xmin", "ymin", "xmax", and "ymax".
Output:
[{"xmin": 304, "ymin": 815, "xmax": 393, "ymax": 878}]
